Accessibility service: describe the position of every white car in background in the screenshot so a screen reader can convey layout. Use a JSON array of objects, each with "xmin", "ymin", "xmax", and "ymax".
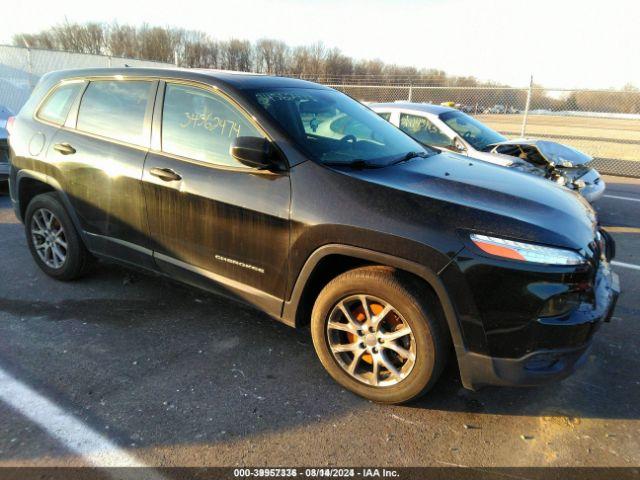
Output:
[{"xmin": 370, "ymin": 102, "xmax": 605, "ymax": 203}]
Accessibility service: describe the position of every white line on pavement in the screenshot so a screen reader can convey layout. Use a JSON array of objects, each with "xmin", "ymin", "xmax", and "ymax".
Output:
[
  {"xmin": 612, "ymin": 260, "xmax": 640, "ymax": 271},
  {"xmin": 604, "ymin": 194, "xmax": 640, "ymax": 203},
  {"xmin": 0, "ymin": 366, "xmax": 148, "ymax": 468}
]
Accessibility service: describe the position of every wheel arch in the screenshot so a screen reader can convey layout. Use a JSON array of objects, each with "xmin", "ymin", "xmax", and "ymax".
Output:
[
  {"xmin": 281, "ymin": 244, "xmax": 468, "ymax": 358},
  {"xmin": 15, "ymin": 170, "xmax": 86, "ymax": 243}
]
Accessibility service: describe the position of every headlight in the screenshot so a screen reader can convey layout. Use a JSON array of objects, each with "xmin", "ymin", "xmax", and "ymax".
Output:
[{"xmin": 470, "ymin": 234, "xmax": 586, "ymax": 265}]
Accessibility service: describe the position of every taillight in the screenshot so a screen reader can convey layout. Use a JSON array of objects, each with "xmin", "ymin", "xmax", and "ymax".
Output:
[{"xmin": 6, "ymin": 116, "xmax": 15, "ymax": 136}]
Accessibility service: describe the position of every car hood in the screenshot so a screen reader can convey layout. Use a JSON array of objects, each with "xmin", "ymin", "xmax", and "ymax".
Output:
[
  {"xmin": 487, "ymin": 138, "xmax": 593, "ymax": 167},
  {"xmin": 334, "ymin": 152, "xmax": 598, "ymax": 251},
  {"xmin": 466, "ymin": 148, "xmax": 546, "ymax": 176}
]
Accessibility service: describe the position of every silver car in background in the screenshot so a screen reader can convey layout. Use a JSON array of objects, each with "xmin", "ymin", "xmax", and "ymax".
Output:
[{"xmin": 370, "ymin": 102, "xmax": 605, "ymax": 202}]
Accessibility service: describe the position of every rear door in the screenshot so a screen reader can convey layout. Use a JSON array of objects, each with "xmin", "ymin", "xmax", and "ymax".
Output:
[
  {"xmin": 47, "ymin": 78, "xmax": 158, "ymax": 267},
  {"xmin": 15, "ymin": 80, "xmax": 86, "ymax": 183},
  {"xmin": 142, "ymin": 81, "xmax": 291, "ymax": 315}
]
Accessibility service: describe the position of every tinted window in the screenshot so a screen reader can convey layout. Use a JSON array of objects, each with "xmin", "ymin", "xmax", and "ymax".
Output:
[
  {"xmin": 77, "ymin": 80, "xmax": 153, "ymax": 145},
  {"xmin": 377, "ymin": 112, "xmax": 391, "ymax": 121},
  {"xmin": 38, "ymin": 82, "xmax": 84, "ymax": 125},
  {"xmin": 399, "ymin": 113, "xmax": 453, "ymax": 148},
  {"xmin": 253, "ymin": 88, "xmax": 431, "ymax": 167},
  {"xmin": 162, "ymin": 84, "xmax": 263, "ymax": 167}
]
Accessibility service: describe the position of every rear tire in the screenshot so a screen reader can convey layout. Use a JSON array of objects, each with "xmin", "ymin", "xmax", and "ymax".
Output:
[
  {"xmin": 311, "ymin": 266, "xmax": 449, "ymax": 404},
  {"xmin": 25, "ymin": 192, "xmax": 93, "ymax": 280}
]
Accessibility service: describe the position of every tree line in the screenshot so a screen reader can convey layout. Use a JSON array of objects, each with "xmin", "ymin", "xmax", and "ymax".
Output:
[
  {"xmin": 12, "ymin": 21, "xmax": 495, "ymax": 86},
  {"xmin": 11, "ymin": 21, "xmax": 639, "ymax": 113}
]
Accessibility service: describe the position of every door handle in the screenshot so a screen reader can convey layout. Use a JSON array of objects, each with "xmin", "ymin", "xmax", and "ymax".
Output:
[
  {"xmin": 149, "ymin": 167, "xmax": 182, "ymax": 182},
  {"xmin": 53, "ymin": 143, "xmax": 76, "ymax": 155}
]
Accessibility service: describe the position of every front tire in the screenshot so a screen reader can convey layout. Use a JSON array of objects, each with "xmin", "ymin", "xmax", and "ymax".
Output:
[
  {"xmin": 25, "ymin": 192, "xmax": 92, "ymax": 280},
  {"xmin": 311, "ymin": 266, "xmax": 449, "ymax": 404}
]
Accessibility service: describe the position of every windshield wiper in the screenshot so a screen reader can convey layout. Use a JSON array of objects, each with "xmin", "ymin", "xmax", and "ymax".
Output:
[
  {"xmin": 322, "ymin": 159, "xmax": 379, "ymax": 169},
  {"xmin": 390, "ymin": 150, "xmax": 432, "ymax": 165}
]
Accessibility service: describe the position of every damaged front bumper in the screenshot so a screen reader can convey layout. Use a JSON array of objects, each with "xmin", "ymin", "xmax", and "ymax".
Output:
[
  {"xmin": 487, "ymin": 138, "xmax": 606, "ymax": 203},
  {"xmin": 459, "ymin": 263, "xmax": 619, "ymax": 390},
  {"xmin": 578, "ymin": 178, "xmax": 606, "ymax": 203},
  {"xmin": 564, "ymin": 167, "xmax": 606, "ymax": 203}
]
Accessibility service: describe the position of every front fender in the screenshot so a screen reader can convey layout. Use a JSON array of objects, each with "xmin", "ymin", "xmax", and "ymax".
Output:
[{"xmin": 282, "ymin": 243, "xmax": 474, "ymax": 375}]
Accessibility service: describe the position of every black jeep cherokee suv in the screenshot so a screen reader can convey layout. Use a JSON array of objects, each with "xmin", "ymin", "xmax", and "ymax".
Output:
[{"xmin": 7, "ymin": 68, "xmax": 619, "ymax": 404}]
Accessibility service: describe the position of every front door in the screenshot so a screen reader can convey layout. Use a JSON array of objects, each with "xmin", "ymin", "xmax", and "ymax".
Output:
[{"xmin": 142, "ymin": 82, "xmax": 291, "ymax": 315}]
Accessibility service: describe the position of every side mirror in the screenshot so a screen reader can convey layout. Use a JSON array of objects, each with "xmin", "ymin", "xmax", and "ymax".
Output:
[
  {"xmin": 453, "ymin": 137, "xmax": 467, "ymax": 153},
  {"xmin": 230, "ymin": 136, "xmax": 281, "ymax": 170}
]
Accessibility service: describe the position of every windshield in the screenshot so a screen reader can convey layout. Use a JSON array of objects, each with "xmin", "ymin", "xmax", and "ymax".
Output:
[
  {"xmin": 252, "ymin": 87, "xmax": 431, "ymax": 167},
  {"xmin": 439, "ymin": 110, "xmax": 506, "ymax": 150}
]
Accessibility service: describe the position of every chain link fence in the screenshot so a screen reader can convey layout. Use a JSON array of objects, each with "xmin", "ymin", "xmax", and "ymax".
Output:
[
  {"xmin": 1, "ymin": 45, "xmax": 639, "ymax": 177},
  {"xmin": 329, "ymin": 84, "xmax": 640, "ymax": 178},
  {"xmin": 0, "ymin": 45, "xmax": 172, "ymax": 113}
]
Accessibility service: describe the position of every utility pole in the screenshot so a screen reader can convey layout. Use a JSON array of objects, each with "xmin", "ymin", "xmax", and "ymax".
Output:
[{"xmin": 520, "ymin": 74, "xmax": 533, "ymax": 138}]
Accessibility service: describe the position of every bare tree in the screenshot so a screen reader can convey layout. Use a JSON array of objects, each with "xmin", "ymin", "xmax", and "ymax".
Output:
[
  {"xmin": 271, "ymin": 41, "xmax": 290, "ymax": 75},
  {"xmin": 51, "ymin": 21, "xmax": 105, "ymax": 55},
  {"xmin": 324, "ymin": 47, "xmax": 352, "ymax": 78},
  {"xmin": 181, "ymin": 31, "xmax": 220, "ymax": 68},
  {"xmin": 307, "ymin": 42, "xmax": 326, "ymax": 77},
  {"xmin": 220, "ymin": 39, "xmax": 252, "ymax": 71},
  {"xmin": 107, "ymin": 23, "xmax": 139, "ymax": 58},
  {"xmin": 12, "ymin": 32, "xmax": 55, "ymax": 49},
  {"xmin": 12, "ymin": 19, "xmax": 637, "ymax": 110},
  {"xmin": 353, "ymin": 59, "xmax": 385, "ymax": 79},
  {"xmin": 138, "ymin": 24, "xmax": 183, "ymax": 63},
  {"xmin": 255, "ymin": 38, "xmax": 289, "ymax": 74},
  {"xmin": 254, "ymin": 39, "xmax": 290, "ymax": 75},
  {"xmin": 290, "ymin": 46, "xmax": 310, "ymax": 76}
]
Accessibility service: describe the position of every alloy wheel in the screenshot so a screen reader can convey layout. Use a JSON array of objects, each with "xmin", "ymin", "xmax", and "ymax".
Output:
[
  {"xmin": 30, "ymin": 208, "xmax": 68, "ymax": 269},
  {"xmin": 326, "ymin": 294, "xmax": 417, "ymax": 387}
]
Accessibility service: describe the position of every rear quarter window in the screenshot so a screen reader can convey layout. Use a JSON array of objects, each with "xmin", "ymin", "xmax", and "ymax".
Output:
[
  {"xmin": 37, "ymin": 82, "xmax": 85, "ymax": 125},
  {"xmin": 76, "ymin": 80, "xmax": 154, "ymax": 145}
]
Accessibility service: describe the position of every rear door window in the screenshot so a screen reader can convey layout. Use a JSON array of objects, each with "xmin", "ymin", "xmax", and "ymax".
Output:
[
  {"xmin": 399, "ymin": 113, "xmax": 453, "ymax": 148},
  {"xmin": 37, "ymin": 82, "xmax": 85, "ymax": 125},
  {"xmin": 161, "ymin": 83, "xmax": 264, "ymax": 167},
  {"xmin": 76, "ymin": 80, "xmax": 154, "ymax": 145}
]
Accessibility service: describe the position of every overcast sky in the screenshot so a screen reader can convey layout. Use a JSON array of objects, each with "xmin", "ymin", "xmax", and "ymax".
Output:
[{"xmin": 3, "ymin": 0, "xmax": 639, "ymax": 89}]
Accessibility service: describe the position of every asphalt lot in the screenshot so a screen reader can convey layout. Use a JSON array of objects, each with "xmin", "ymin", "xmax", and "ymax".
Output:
[{"xmin": 0, "ymin": 176, "xmax": 639, "ymax": 469}]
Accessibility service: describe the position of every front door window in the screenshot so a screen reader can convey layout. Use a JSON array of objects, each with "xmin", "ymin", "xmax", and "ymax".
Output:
[{"xmin": 399, "ymin": 113, "xmax": 454, "ymax": 148}]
